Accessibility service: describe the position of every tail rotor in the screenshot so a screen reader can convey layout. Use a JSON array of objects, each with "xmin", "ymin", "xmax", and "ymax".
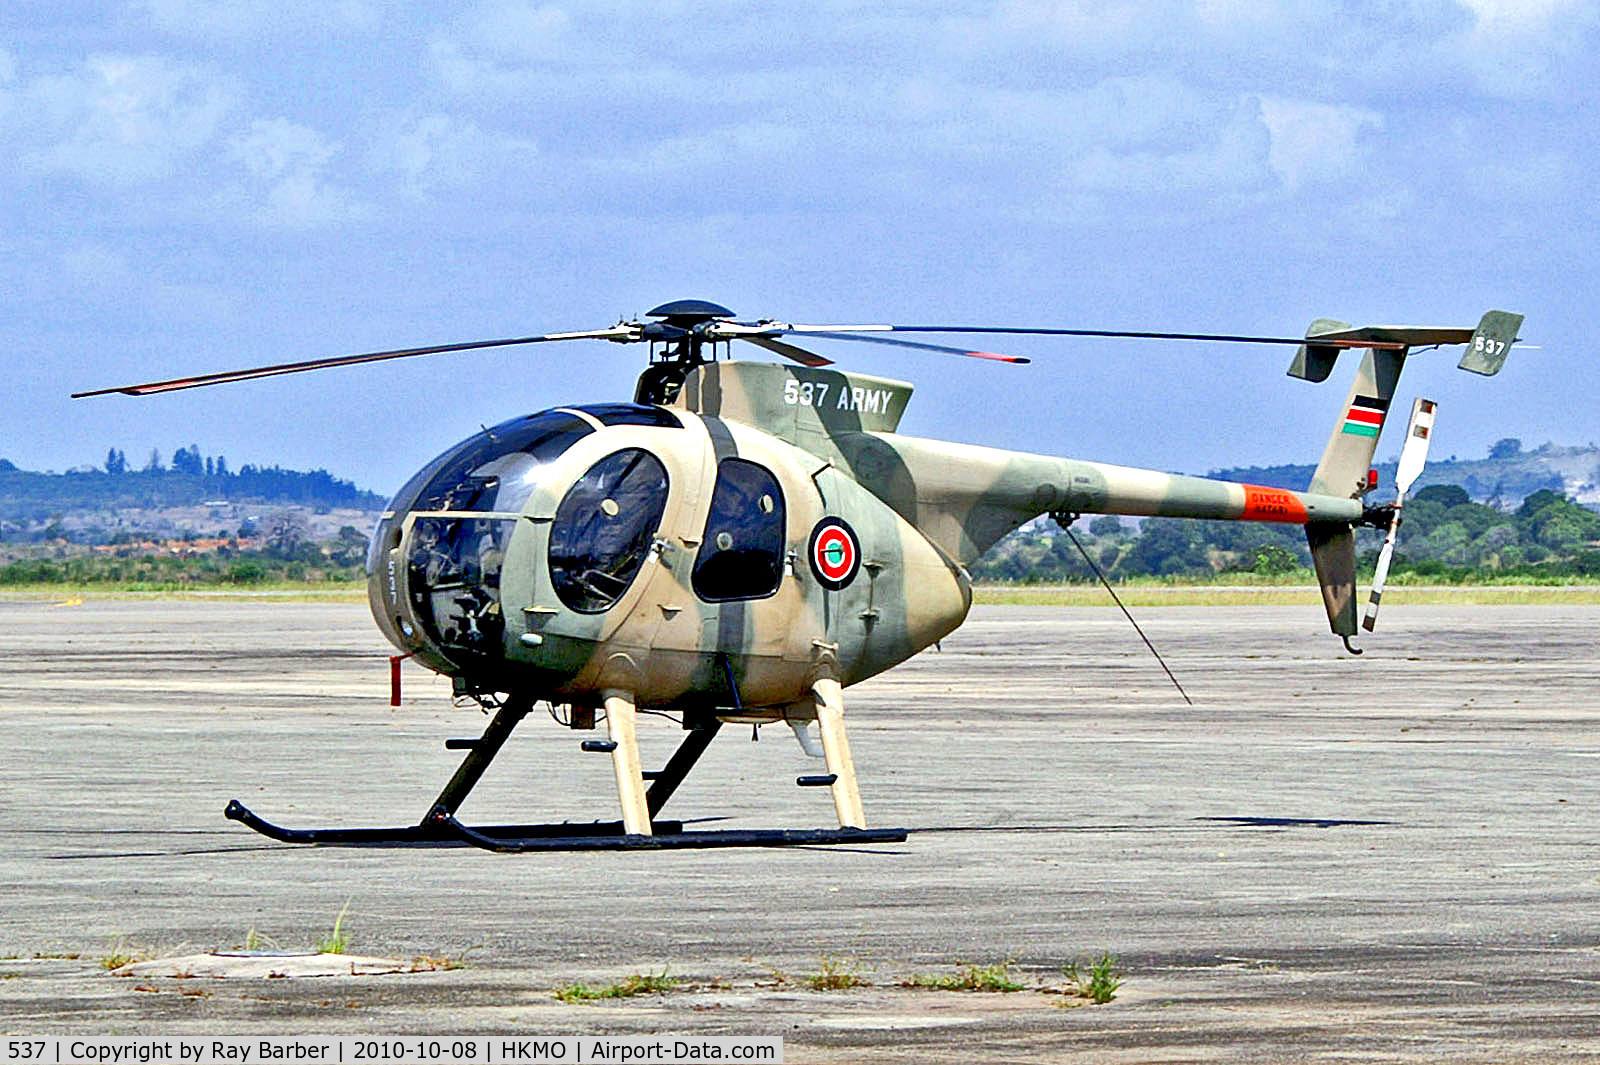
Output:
[{"xmin": 1362, "ymin": 397, "xmax": 1437, "ymax": 632}]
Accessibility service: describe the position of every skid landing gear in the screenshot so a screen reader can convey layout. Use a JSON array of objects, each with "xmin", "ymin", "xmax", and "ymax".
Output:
[{"xmin": 224, "ymin": 688, "xmax": 907, "ymax": 851}]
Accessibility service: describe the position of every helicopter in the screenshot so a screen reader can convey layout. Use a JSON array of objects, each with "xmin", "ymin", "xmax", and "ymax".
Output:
[{"xmin": 74, "ymin": 299, "xmax": 1523, "ymax": 851}]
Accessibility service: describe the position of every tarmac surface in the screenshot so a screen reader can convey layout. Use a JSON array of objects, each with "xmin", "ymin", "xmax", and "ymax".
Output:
[{"xmin": 2, "ymin": 597, "xmax": 1598, "ymax": 1062}]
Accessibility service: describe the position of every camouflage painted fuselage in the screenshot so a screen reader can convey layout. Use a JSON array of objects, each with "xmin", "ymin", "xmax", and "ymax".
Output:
[{"xmin": 368, "ymin": 360, "xmax": 1362, "ymax": 718}]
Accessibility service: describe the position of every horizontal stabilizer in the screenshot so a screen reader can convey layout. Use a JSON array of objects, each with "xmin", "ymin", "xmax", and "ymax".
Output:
[{"xmin": 1287, "ymin": 310, "xmax": 1523, "ymax": 382}]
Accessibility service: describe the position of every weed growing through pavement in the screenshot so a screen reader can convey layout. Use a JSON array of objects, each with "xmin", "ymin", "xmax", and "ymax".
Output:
[
  {"xmin": 315, "ymin": 902, "xmax": 352, "ymax": 955},
  {"xmin": 803, "ymin": 955, "xmax": 872, "ymax": 991},
  {"xmin": 554, "ymin": 970, "xmax": 681, "ymax": 1002},
  {"xmin": 101, "ymin": 939, "xmax": 151, "ymax": 972},
  {"xmin": 1062, "ymin": 953, "xmax": 1122, "ymax": 1004},
  {"xmin": 408, "ymin": 954, "xmax": 470, "ymax": 972},
  {"xmin": 903, "ymin": 959, "xmax": 1026, "ymax": 993}
]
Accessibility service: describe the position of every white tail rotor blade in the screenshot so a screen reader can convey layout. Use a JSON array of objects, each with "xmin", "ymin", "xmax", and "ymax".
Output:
[
  {"xmin": 1364, "ymin": 530, "xmax": 1401, "ymax": 632},
  {"xmin": 1394, "ymin": 397, "xmax": 1437, "ymax": 495},
  {"xmin": 1363, "ymin": 398, "xmax": 1437, "ymax": 632}
]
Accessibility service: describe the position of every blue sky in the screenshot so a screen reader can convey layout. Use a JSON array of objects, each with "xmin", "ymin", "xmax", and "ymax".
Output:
[{"xmin": 5, "ymin": 1, "xmax": 1595, "ymax": 495}]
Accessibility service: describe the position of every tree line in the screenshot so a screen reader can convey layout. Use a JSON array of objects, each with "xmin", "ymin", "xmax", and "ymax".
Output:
[{"xmin": 1, "ymin": 445, "xmax": 385, "ymax": 524}]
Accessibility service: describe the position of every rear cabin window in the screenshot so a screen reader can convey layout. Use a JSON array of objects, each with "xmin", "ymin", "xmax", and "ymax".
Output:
[
  {"xmin": 692, "ymin": 459, "xmax": 786, "ymax": 602},
  {"xmin": 548, "ymin": 449, "xmax": 669, "ymax": 613}
]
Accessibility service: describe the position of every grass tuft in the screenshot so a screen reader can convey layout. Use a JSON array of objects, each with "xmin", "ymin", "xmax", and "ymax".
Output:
[
  {"xmin": 1062, "ymin": 953, "xmax": 1122, "ymax": 1004},
  {"xmin": 554, "ymin": 969, "xmax": 681, "ymax": 1002},
  {"xmin": 903, "ymin": 959, "xmax": 1025, "ymax": 993},
  {"xmin": 315, "ymin": 901, "xmax": 352, "ymax": 956},
  {"xmin": 101, "ymin": 939, "xmax": 150, "ymax": 972},
  {"xmin": 803, "ymin": 955, "xmax": 871, "ymax": 991}
]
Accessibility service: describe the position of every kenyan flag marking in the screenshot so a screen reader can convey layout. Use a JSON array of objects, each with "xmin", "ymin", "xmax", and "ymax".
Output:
[
  {"xmin": 808, "ymin": 518, "xmax": 861, "ymax": 590},
  {"xmin": 1341, "ymin": 395, "xmax": 1389, "ymax": 438}
]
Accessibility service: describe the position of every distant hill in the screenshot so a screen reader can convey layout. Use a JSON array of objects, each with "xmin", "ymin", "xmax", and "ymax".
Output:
[
  {"xmin": 1209, "ymin": 441, "xmax": 1597, "ymax": 511},
  {"xmin": 0, "ymin": 457, "xmax": 385, "ymax": 527}
]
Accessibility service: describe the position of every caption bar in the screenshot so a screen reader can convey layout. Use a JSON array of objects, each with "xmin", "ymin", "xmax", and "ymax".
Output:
[{"xmin": 5, "ymin": 1039, "xmax": 782, "ymax": 1065}]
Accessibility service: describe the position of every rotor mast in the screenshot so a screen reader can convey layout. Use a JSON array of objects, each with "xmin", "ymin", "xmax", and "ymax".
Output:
[{"xmin": 633, "ymin": 299, "xmax": 736, "ymax": 405}]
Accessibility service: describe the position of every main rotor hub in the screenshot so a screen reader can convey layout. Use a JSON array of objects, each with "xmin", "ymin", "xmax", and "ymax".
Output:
[
  {"xmin": 645, "ymin": 299, "xmax": 735, "ymax": 328},
  {"xmin": 634, "ymin": 300, "xmax": 736, "ymax": 405}
]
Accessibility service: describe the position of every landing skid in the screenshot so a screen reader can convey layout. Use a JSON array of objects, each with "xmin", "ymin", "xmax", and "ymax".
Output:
[
  {"xmin": 224, "ymin": 688, "xmax": 907, "ymax": 852},
  {"xmin": 222, "ymin": 799, "xmax": 688, "ymax": 848},
  {"xmin": 439, "ymin": 810, "xmax": 905, "ymax": 851}
]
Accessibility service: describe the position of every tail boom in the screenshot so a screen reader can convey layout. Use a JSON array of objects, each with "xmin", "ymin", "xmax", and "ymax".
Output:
[
  {"xmin": 1049, "ymin": 460, "xmax": 1363, "ymax": 526},
  {"xmin": 839, "ymin": 432, "xmax": 1365, "ymax": 566}
]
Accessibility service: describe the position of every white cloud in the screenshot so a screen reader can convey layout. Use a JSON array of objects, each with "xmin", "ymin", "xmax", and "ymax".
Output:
[
  {"xmin": 0, "ymin": 53, "xmax": 390, "ymax": 229},
  {"xmin": 1256, "ymin": 96, "xmax": 1382, "ymax": 191},
  {"xmin": 228, "ymin": 117, "xmax": 365, "ymax": 226},
  {"xmin": 11, "ymin": 54, "xmax": 235, "ymax": 185},
  {"xmin": 427, "ymin": 1, "xmax": 577, "ymax": 93},
  {"xmin": 8, "ymin": 1, "xmax": 1587, "ymax": 245},
  {"xmin": 444, "ymin": 0, "xmax": 574, "ymax": 57},
  {"xmin": 231, "ymin": 117, "xmax": 335, "ymax": 179},
  {"xmin": 1458, "ymin": 0, "xmax": 1586, "ymax": 28},
  {"xmin": 1454, "ymin": 0, "xmax": 1600, "ymax": 96},
  {"xmin": 131, "ymin": 0, "xmax": 382, "ymax": 39},
  {"xmin": 1065, "ymin": 98, "xmax": 1272, "ymax": 198},
  {"xmin": 367, "ymin": 111, "xmax": 536, "ymax": 198}
]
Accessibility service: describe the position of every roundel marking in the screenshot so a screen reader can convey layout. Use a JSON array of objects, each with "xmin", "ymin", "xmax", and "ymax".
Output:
[{"xmin": 808, "ymin": 518, "xmax": 861, "ymax": 590}]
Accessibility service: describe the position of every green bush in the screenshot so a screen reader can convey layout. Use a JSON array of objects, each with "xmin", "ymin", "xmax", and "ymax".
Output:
[{"xmin": 229, "ymin": 560, "xmax": 267, "ymax": 584}]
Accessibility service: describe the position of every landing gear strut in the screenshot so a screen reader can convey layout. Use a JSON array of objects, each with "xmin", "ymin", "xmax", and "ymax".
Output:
[{"xmin": 224, "ymin": 689, "xmax": 907, "ymax": 851}]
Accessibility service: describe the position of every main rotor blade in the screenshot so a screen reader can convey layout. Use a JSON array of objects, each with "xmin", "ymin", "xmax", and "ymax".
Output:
[
  {"xmin": 798, "ymin": 331, "xmax": 1030, "ymax": 363},
  {"xmin": 735, "ymin": 336, "xmax": 834, "ymax": 368},
  {"xmin": 783, "ymin": 323, "xmax": 1408, "ymax": 351},
  {"xmin": 71, "ymin": 326, "xmax": 638, "ymax": 398}
]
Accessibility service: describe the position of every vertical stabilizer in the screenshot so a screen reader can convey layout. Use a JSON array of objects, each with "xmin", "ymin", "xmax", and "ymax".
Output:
[
  {"xmin": 1306, "ymin": 343, "xmax": 1406, "ymax": 649},
  {"xmin": 1308, "ymin": 348, "xmax": 1406, "ymax": 499}
]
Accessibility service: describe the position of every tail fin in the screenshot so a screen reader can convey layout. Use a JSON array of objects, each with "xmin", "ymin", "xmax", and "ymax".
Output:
[
  {"xmin": 1308, "ymin": 346, "xmax": 1403, "ymax": 498},
  {"xmin": 1296, "ymin": 310, "xmax": 1523, "ymax": 648},
  {"xmin": 1304, "ymin": 346, "xmax": 1400, "ymax": 648}
]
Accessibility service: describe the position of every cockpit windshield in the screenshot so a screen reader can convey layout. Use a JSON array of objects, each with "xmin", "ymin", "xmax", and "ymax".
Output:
[
  {"xmin": 396, "ymin": 410, "xmax": 595, "ymax": 517},
  {"xmin": 369, "ymin": 410, "xmax": 594, "ymax": 665}
]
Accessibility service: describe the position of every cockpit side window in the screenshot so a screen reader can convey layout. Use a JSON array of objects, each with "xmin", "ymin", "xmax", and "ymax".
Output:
[
  {"xmin": 692, "ymin": 459, "xmax": 786, "ymax": 602},
  {"xmin": 548, "ymin": 448, "xmax": 670, "ymax": 613}
]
